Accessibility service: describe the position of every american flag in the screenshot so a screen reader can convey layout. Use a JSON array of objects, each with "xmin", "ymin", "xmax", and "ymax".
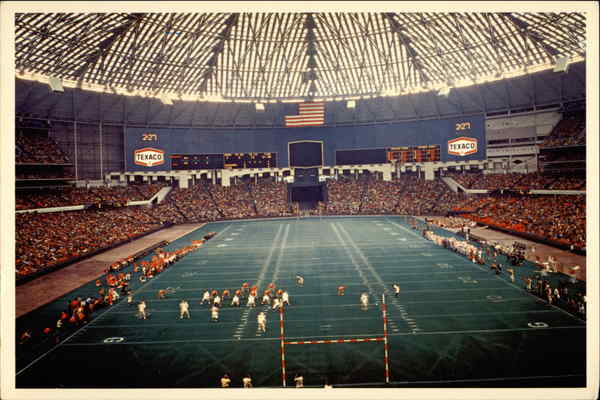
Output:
[{"xmin": 284, "ymin": 102, "xmax": 325, "ymax": 127}]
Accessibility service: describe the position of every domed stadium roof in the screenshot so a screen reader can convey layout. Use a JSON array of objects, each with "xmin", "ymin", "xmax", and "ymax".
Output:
[{"xmin": 15, "ymin": 12, "xmax": 586, "ymax": 102}]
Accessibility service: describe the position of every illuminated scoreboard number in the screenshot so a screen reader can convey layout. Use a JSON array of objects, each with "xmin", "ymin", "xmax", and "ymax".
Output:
[
  {"xmin": 141, "ymin": 132, "xmax": 158, "ymax": 141},
  {"xmin": 455, "ymin": 121, "xmax": 471, "ymax": 131},
  {"xmin": 171, "ymin": 154, "xmax": 224, "ymax": 169},
  {"xmin": 223, "ymin": 152, "xmax": 276, "ymax": 169}
]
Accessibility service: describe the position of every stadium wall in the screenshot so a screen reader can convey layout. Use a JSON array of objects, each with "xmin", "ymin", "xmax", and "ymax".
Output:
[{"xmin": 125, "ymin": 115, "xmax": 485, "ymax": 170}]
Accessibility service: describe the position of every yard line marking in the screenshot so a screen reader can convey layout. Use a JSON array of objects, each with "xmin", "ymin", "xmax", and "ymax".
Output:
[
  {"xmin": 62, "ymin": 325, "xmax": 585, "ymax": 347},
  {"xmin": 335, "ymin": 222, "xmax": 424, "ymax": 332},
  {"xmin": 271, "ymin": 224, "xmax": 290, "ymax": 284},
  {"xmin": 233, "ymin": 224, "xmax": 284, "ymax": 338}
]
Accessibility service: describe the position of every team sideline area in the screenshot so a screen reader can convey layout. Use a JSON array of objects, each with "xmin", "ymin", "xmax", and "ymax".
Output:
[{"xmin": 15, "ymin": 216, "xmax": 585, "ymax": 388}]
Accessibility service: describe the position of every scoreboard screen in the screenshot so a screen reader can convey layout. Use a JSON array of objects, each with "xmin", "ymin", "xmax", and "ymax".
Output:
[
  {"xmin": 387, "ymin": 145, "xmax": 440, "ymax": 163},
  {"xmin": 224, "ymin": 152, "xmax": 277, "ymax": 169},
  {"xmin": 335, "ymin": 148, "xmax": 388, "ymax": 165},
  {"xmin": 171, "ymin": 152, "xmax": 276, "ymax": 170}
]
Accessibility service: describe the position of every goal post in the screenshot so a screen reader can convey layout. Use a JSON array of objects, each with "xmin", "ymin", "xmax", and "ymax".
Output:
[{"xmin": 278, "ymin": 294, "xmax": 391, "ymax": 387}]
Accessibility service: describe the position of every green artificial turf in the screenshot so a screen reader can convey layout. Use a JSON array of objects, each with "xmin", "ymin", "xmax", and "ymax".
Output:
[{"xmin": 15, "ymin": 216, "xmax": 586, "ymax": 388}]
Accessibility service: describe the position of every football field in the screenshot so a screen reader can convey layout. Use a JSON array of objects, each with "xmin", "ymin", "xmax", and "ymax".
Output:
[{"xmin": 15, "ymin": 216, "xmax": 586, "ymax": 388}]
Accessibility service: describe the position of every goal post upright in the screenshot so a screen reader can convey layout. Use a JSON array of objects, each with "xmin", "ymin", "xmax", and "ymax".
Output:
[
  {"xmin": 382, "ymin": 293, "xmax": 390, "ymax": 384},
  {"xmin": 279, "ymin": 304, "xmax": 287, "ymax": 387},
  {"xmin": 278, "ymin": 295, "xmax": 392, "ymax": 387}
]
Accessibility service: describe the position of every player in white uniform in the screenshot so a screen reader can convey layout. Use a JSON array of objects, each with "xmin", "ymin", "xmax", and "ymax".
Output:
[
  {"xmin": 213, "ymin": 294, "xmax": 222, "ymax": 307},
  {"xmin": 257, "ymin": 312, "xmax": 267, "ymax": 332},
  {"xmin": 231, "ymin": 293, "xmax": 241, "ymax": 307},
  {"xmin": 179, "ymin": 300, "xmax": 190, "ymax": 319},
  {"xmin": 137, "ymin": 300, "xmax": 147, "ymax": 319},
  {"xmin": 296, "ymin": 275, "xmax": 304, "ymax": 286},
  {"xmin": 261, "ymin": 292, "xmax": 271, "ymax": 305},
  {"xmin": 210, "ymin": 305, "xmax": 219, "ymax": 322},
  {"xmin": 242, "ymin": 375, "xmax": 253, "ymax": 388},
  {"xmin": 247, "ymin": 294, "xmax": 256, "ymax": 307},
  {"xmin": 272, "ymin": 297, "xmax": 282, "ymax": 310},
  {"xmin": 294, "ymin": 374, "xmax": 304, "ymax": 388},
  {"xmin": 282, "ymin": 290, "xmax": 290, "ymax": 306},
  {"xmin": 393, "ymin": 284, "xmax": 400, "ymax": 297},
  {"xmin": 360, "ymin": 293, "xmax": 369, "ymax": 309},
  {"xmin": 201, "ymin": 290, "xmax": 211, "ymax": 305}
]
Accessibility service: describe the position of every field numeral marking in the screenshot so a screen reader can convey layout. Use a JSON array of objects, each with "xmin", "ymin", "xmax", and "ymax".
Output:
[
  {"xmin": 436, "ymin": 263, "xmax": 453, "ymax": 269},
  {"xmin": 486, "ymin": 295, "xmax": 504, "ymax": 303},
  {"xmin": 527, "ymin": 322, "xmax": 549, "ymax": 328},
  {"xmin": 103, "ymin": 337, "xmax": 125, "ymax": 343},
  {"xmin": 458, "ymin": 276, "xmax": 479, "ymax": 284}
]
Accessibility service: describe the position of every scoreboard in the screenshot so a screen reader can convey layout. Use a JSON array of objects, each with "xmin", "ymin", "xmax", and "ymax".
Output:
[
  {"xmin": 171, "ymin": 152, "xmax": 276, "ymax": 170},
  {"xmin": 387, "ymin": 145, "xmax": 440, "ymax": 164},
  {"xmin": 126, "ymin": 115, "xmax": 484, "ymax": 171}
]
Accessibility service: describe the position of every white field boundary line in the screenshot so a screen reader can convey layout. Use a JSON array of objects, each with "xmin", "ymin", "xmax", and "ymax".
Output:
[
  {"xmin": 82, "ymin": 309, "xmax": 561, "ymax": 329},
  {"xmin": 232, "ymin": 224, "xmax": 285, "ymax": 340},
  {"xmin": 331, "ymin": 374, "xmax": 586, "ymax": 387},
  {"xmin": 61, "ymin": 325, "xmax": 586, "ymax": 347},
  {"xmin": 385, "ymin": 219, "xmax": 588, "ymax": 325},
  {"xmin": 15, "ymin": 224, "xmax": 234, "ymax": 377}
]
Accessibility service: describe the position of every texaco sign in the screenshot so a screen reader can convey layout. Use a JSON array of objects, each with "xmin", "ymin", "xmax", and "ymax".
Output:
[
  {"xmin": 134, "ymin": 147, "xmax": 165, "ymax": 167},
  {"xmin": 447, "ymin": 137, "xmax": 478, "ymax": 157}
]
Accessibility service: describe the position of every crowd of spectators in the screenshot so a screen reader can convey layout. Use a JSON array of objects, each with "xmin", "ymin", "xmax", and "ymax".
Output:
[
  {"xmin": 16, "ymin": 184, "xmax": 165, "ymax": 210},
  {"xmin": 160, "ymin": 185, "xmax": 222, "ymax": 222},
  {"xmin": 459, "ymin": 194, "xmax": 586, "ymax": 249},
  {"xmin": 322, "ymin": 176, "xmax": 364, "ymax": 215},
  {"xmin": 16, "ymin": 172, "xmax": 74, "ymax": 180},
  {"xmin": 427, "ymin": 216, "xmax": 477, "ymax": 231},
  {"xmin": 393, "ymin": 176, "xmax": 464, "ymax": 215},
  {"xmin": 447, "ymin": 171, "xmax": 586, "ymax": 191},
  {"xmin": 540, "ymin": 112, "xmax": 585, "ymax": 148},
  {"xmin": 249, "ymin": 180, "xmax": 293, "ymax": 217},
  {"xmin": 547, "ymin": 176, "xmax": 586, "ymax": 190},
  {"xmin": 16, "ymin": 134, "xmax": 70, "ymax": 164},
  {"xmin": 16, "ymin": 207, "xmax": 163, "ymax": 278},
  {"xmin": 447, "ymin": 172, "xmax": 527, "ymax": 190},
  {"xmin": 15, "ymin": 177, "xmax": 586, "ymax": 280}
]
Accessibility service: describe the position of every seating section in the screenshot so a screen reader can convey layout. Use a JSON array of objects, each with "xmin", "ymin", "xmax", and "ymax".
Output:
[
  {"xmin": 15, "ymin": 177, "xmax": 586, "ymax": 280},
  {"xmin": 458, "ymin": 195, "xmax": 586, "ymax": 249},
  {"xmin": 447, "ymin": 171, "xmax": 585, "ymax": 191},
  {"xmin": 16, "ymin": 135, "xmax": 70, "ymax": 164},
  {"xmin": 16, "ymin": 184, "xmax": 165, "ymax": 210},
  {"xmin": 16, "ymin": 208, "xmax": 162, "ymax": 279},
  {"xmin": 541, "ymin": 112, "xmax": 585, "ymax": 148}
]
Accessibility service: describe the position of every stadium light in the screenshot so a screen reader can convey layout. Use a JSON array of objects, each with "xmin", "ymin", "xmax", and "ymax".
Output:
[
  {"xmin": 160, "ymin": 93, "xmax": 174, "ymax": 105},
  {"xmin": 553, "ymin": 56, "xmax": 570, "ymax": 73},
  {"xmin": 255, "ymin": 103, "xmax": 265, "ymax": 112},
  {"xmin": 438, "ymin": 86, "xmax": 450, "ymax": 97},
  {"xmin": 48, "ymin": 76, "xmax": 64, "ymax": 93},
  {"xmin": 346, "ymin": 100, "xmax": 356, "ymax": 109}
]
